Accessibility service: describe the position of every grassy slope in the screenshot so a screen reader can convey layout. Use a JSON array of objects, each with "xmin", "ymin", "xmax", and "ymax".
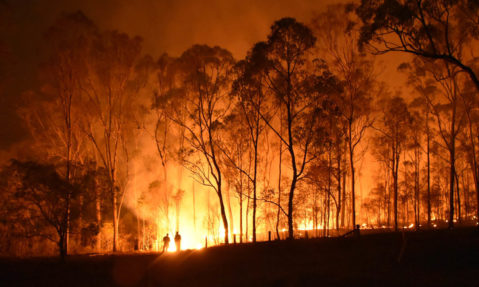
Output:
[{"xmin": 1, "ymin": 228, "xmax": 479, "ymax": 287}]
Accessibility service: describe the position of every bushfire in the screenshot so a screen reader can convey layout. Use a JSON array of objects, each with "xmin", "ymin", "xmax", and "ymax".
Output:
[{"xmin": 0, "ymin": 0, "xmax": 479, "ymax": 260}]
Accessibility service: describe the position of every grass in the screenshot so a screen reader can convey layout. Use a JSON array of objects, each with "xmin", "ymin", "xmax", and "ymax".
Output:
[{"xmin": 1, "ymin": 227, "xmax": 479, "ymax": 286}]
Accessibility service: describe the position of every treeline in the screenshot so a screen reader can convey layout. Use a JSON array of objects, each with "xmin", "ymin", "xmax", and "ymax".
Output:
[{"xmin": 1, "ymin": 1, "xmax": 479, "ymax": 258}]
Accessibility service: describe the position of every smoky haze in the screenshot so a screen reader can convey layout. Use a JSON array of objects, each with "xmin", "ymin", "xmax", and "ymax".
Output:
[{"xmin": 0, "ymin": 0, "xmax": 343, "ymax": 154}]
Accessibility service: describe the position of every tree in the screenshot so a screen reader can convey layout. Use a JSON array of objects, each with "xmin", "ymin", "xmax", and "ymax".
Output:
[
  {"xmin": 82, "ymin": 30, "xmax": 142, "ymax": 251},
  {"xmin": 3, "ymin": 160, "xmax": 75, "ymax": 259},
  {"xmin": 373, "ymin": 95, "xmax": 412, "ymax": 231},
  {"xmin": 427, "ymin": 62, "xmax": 466, "ymax": 229},
  {"xmin": 150, "ymin": 54, "xmax": 180, "ymax": 235},
  {"xmin": 406, "ymin": 57, "xmax": 468, "ymax": 228},
  {"xmin": 406, "ymin": 109, "xmax": 424, "ymax": 228},
  {"xmin": 227, "ymin": 55, "xmax": 269, "ymax": 242},
  {"xmin": 311, "ymin": 5, "xmax": 375, "ymax": 229},
  {"xmin": 19, "ymin": 11, "xmax": 97, "ymax": 254},
  {"xmin": 356, "ymin": 0, "xmax": 479, "ymax": 92},
  {"xmin": 221, "ymin": 109, "xmax": 250, "ymax": 243},
  {"xmin": 249, "ymin": 18, "xmax": 341, "ymax": 239},
  {"xmin": 460, "ymin": 78, "xmax": 479, "ymax": 222},
  {"xmin": 174, "ymin": 45, "xmax": 235, "ymax": 244},
  {"xmin": 399, "ymin": 58, "xmax": 440, "ymax": 227}
]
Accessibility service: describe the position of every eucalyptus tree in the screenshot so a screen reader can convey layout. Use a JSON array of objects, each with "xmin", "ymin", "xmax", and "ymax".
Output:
[
  {"xmin": 373, "ymin": 95, "xmax": 412, "ymax": 231},
  {"xmin": 311, "ymin": 5, "xmax": 375, "ymax": 228},
  {"xmin": 459, "ymin": 79, "xmax": 479, "ymax": 222},
  {"xmin": 82, "ymin": 30, "xmax": 143, "ymax": 251},
  {"xmin": 174, "ymin": 45, "xmax": 235, "ymax": 244},
  {"xmin": 221, "ymin": 108, "xmax": 250, "ymax": 243},
  {"xmin": 19, "ymin": 11, "xmax": 97, "ymax": 255},
  {"xmin": 224, "ymin": 54, "xmax": 270, "ymax": 242},
  {"xmin": 247, "ymin": 18, "xmax": 341, "ymax": 239},
  {"xmin": 408, "ymin": 58, "xmax": 468, "ymax": 228}
]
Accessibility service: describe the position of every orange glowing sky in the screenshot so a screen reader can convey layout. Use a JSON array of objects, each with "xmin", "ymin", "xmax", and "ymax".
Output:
[
  {"xmin": 0, "ymin": 0, "xmax": 411, "ymax": 210},
  {"xmin": 0, "ymin": 0, "xmax": 410, "ymax": 153}
]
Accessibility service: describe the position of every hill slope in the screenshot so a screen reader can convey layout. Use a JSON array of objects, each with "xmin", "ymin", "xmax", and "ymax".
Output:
[{"xmin": 1, "ymin": 228, "xmax": 479, "ymax": 286}]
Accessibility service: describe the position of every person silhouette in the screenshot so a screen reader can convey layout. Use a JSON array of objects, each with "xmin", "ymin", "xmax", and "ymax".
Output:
[
  {"xmin": 162, "ymin": 233, "xmax": 170, "ymax": 253},
  {"xmin": 174, "ymin": 232, "xmax": 181, "ymax": 251}
]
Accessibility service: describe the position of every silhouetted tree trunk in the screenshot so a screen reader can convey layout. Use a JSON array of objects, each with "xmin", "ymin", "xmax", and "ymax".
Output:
[
  {"xmin": 427, "ymin": 111, "xmax": 431, "ymax": 227},
  {"xmin": 336, "ymin": 140, "xmax": 342, "ymax": 230},
  {"xmin": 276, "ymin": 119, "xmax": 283, "ymax": 240}
]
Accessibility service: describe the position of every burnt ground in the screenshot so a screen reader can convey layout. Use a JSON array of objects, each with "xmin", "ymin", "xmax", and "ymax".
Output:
[{"xmin": 1, "ymin": 227, "xmax": 479, "ymax": 287}]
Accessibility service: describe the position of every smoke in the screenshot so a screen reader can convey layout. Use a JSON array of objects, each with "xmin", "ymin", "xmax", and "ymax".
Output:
[
  {"xmin": 0, "ymin": 0, "xmax": 409, "ymax": 239},
  {"xmin": 0, "ymin": 0, "xmax": 344, "ymax": 152}
]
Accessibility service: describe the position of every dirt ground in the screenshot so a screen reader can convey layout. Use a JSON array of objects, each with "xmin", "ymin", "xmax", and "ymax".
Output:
[{"xmin": 1, "ymin": 227, "xmax": 479, "ymax": 287}]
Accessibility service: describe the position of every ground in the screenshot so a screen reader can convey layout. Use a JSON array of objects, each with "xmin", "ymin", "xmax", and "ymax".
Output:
[{"xmin": 1, "ymin": 227, "xmax": 479, "ymax": 286}]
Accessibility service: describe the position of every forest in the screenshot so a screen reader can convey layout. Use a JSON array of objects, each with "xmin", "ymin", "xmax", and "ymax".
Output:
[{"xmin": 1, "ymin": 0, "xmax": 479, "ymax": 260}]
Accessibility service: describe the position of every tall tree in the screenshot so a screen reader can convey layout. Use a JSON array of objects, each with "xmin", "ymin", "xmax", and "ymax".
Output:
[
  {"xmin": 311, "ymin": 5, "xmax": 375, "ymax": 228},
  {"xmin": 459, "ymin": 77, "xmax": 479, "ymax": 222},
  {"xmin": 82, "ymin": 30, "xmax": 142, "ymax": 251},
  {"xmin": 399, "ymin": 60, "xmax": 437, "ymax": 227},
  {"xmin": 373, "ymin": 95, "xmax": 412, "ymax": 231},
  {"xmin": 174, "ymin": 45, "xmax": 235, "ymax": 244},
  {"xmin": 227, "ymin": 56, "xmax": 269, "ymax": 242},
  {"xmin": 222, "ymin": 109, "xmax": 250, "ymax": 243},
  {"xmin": 249, "ymin": 18, "xmax": 340, "ymax": 239},
  {"xmin": 19, "ymin": 11, "xmax": 96, "ymax": 255}
]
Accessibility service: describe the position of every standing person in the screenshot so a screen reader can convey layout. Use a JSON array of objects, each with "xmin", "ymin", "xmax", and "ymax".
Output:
[
  {"xmin": 162, "ymin": 233, "xmax": 170, "ymax": 253},
  {"xmin": 174, "ymin": 232, "xmax": 181, "ymax": 251}
]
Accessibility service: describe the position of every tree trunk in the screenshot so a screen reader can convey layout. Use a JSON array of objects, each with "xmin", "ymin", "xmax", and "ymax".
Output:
[
  {"xmin": 393, "ymin": 144, "xmax": 399, "ymax": 232},
  {"xmin": 466, "ymin": 110, "xmax": 479, "ymax": 222},
  {"xmin": 336, "ymin": 146, "xmax": 341, "ymax": 231},
  {"xmin": 455, "ymin": 171, "xmax": 461, "ymax": 222},
  {"xmin": 225, "ymin": 182, "xmax": 234, "ymax": 241},
  {"xmin": 252, "ymin": 144, "xmax": 258, "ymax": 243},
  {"xmin": 327, "ymin": 143, "xmax": 332, "ymax": 235},
  {"xmin": 449, "ymin": 99, "xmax": 456, "ymax": 229},
  {"xmin": 476, "ymin": 170, "xmax": 479, "ymax": 222},
  {"xmin": 341, "ymin": 172, "xmax": 346, "ymax": 228},
  {"xmin": 349, "ymin": 121, "xmax": 356, "ymax": 229},
  {"xmin": 59, "ymin": 232, "xmax": 66, "ymax": 261},
  {"xmin": 276, "ymin": 110, "xmax": 283, "ymax": 240},
  {"xmin": 239, "ymin": 189, "xmax": 243, "ymax": 243},
  {"xmin": 95, "ymin": 185, "xmax": 102, "ymax": 251},
  {"xmin": 217, "ymin": 186, "xmax": 229, "ymax": 244},
  {"xmin": 415, "ymin": 146, "xmax": 420, "ymax": 228},
  {"xmin": 287, "ymin": 174, "xmax": 297, "ymax": 239},
  {"xmin": 112, "ymin": 185, "xmax": 118, "ymax": 252},
  {"xmin": 449, "ymin": 149, "xmax": 455, "ymax": 229},
  {"xmin": 427, "ymin": 116, "xmax": 431, "ymax": 227}
]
